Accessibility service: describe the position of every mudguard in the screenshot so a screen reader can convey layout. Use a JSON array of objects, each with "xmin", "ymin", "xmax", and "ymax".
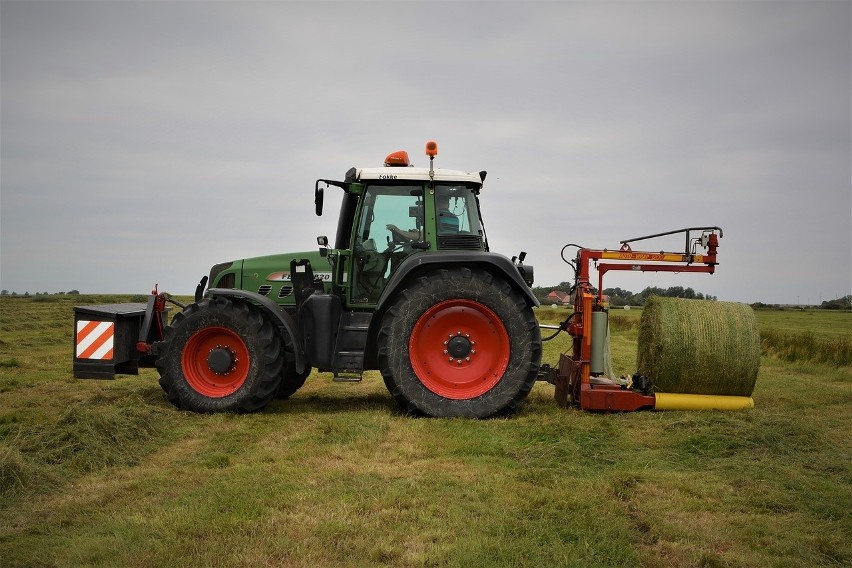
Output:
[{"xmin": 375, "ymin": 251, "xmax": 540, "ymax": 312}]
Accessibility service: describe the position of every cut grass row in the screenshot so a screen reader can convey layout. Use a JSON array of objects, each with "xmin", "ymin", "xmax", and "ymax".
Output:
[{"xmin": 3, "ymin": 372, "xmax": 848, "ymax": 567}]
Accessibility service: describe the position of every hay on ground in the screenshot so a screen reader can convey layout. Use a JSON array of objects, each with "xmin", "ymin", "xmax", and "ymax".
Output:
[{"xmin": 637, "ymin": 297, "xmax": 760, "ymax": 396}]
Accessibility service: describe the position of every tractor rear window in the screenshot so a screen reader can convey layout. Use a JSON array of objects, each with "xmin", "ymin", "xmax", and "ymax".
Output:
[
  {"xmin": 435, "ymin": 185, "xmax": 482, "ymax": 236},
  {"xmin": 435, "ymin": 184, "xmax": 485, "ymax": 251}
]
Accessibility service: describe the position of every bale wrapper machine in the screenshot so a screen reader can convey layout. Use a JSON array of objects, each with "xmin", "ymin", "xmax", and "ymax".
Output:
[{"xmin": 541, "ymin": 227, "xmax": 755, "ymax": 412}]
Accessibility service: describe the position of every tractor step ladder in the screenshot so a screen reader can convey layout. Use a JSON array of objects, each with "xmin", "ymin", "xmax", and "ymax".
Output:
[
  {"xmin": 331, "ymin": 312, "xmax": 372, "ymax": 376},
  {"xmin": 333, "ymin": 372, "xmax": 363, "ymax": 383}
]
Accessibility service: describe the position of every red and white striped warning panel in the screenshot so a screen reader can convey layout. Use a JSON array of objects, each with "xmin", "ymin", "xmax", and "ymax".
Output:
[{"xmin": 75, "ymin": 320, "xmax": 115, "ymax": 360}]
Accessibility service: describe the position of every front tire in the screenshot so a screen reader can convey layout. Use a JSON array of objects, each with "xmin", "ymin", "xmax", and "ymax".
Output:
[
  {"xmin": 378, "ymin": 268, "xmax": 541, "ymax": 418},
  {"xmin": 156, "ymin": 296, "xmax": 283, "ymax": 412}
]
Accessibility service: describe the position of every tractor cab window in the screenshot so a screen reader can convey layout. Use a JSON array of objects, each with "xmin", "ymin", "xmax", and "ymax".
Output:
[{"xmin": 352, "ymin": 184, "xmax": 423, "ymax": 304}]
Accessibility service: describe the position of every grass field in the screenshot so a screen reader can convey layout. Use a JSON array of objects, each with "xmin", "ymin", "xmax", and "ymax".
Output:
[{"xmin": 1, "ymin": 296, "xmax": 850, "ymax": 567}]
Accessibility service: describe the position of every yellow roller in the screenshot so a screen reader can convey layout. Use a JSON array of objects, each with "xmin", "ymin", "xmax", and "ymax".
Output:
[{"xmin": 654, "ymin": 392, "xmax": 754, "ymax": 411}]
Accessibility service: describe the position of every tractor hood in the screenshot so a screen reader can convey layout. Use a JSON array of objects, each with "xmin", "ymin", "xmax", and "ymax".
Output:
[{"xmin": 207, "ymin": 250, "xmax": 332, "ymax": 307}]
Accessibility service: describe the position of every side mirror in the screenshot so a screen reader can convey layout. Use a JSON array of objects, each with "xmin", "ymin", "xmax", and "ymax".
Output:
[{"xmin": 314, "ymin": 184, "xmax": 324, "ymax": 216}]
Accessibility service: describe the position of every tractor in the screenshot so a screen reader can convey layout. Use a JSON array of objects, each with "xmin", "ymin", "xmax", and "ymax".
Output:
[
  {"xmin": 154, "ymin": 141, "xmax": 542, "ymax": 418},
  {"xmin": 74, "ymin": 141, "xmax": 749, "ymax": 415}
]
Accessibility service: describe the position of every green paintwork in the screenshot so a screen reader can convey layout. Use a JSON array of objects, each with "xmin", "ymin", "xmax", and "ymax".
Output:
[{"xmin": 210, "ymin": 250, "xmax": 334, "ymax": 309}]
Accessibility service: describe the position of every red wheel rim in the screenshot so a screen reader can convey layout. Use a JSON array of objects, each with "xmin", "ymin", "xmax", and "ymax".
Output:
[
  {"xmin": 181, "ymin": 327, "xmax": 250, "ymax": 397},
  {"xmin": 409, "ymin": 299, "xmax": 510, "ymax": 399}
]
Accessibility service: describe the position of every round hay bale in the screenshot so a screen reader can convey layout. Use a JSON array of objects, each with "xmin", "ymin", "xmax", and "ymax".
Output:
[{"xmin": 636, "ymin": 297, "xmax": 760, "ymax": 396}]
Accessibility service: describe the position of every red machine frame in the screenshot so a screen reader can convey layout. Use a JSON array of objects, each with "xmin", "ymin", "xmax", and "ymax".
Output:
[{"xmin": 552, "ymin": 227, "xmax": 722, "ymax": 411}]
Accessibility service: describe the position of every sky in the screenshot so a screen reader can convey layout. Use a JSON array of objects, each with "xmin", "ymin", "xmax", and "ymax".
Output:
[{"xmin": 1, "ymin": 1, "xmax": 850, "ymax": 305}]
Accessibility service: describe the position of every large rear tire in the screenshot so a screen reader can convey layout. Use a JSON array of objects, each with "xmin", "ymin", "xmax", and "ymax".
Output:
[
  {"xmin": 378, "ymin": 268, "xmax": 541, "ymax": 418},
  {"xmin": 156, "ymin": 296, "xmax": 283, "ymax": 412}
]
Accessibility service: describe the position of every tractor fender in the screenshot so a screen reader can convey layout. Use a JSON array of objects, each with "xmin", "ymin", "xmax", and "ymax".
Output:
[
  {"xmin": 206, "ymin": 288, "xmax": 307, "ymax": 374},
  {"xmin": 375, "ymin": 252, "xmax": 540, "ymax": 313}
]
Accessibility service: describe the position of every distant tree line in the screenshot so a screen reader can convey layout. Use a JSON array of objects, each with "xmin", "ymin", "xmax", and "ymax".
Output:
[
  {"xmin": 602, "ymin": 286, "xmax": 716, "ymax": 306},
  {"xmin": 747, "ymin": 295, "xmax": 852, "ymax": 310},
  {"xmin": 532, "ymin": 283, "xmax": 716, "ymax": 306},
  {"xmin": 1, "ymin": 288, "xmax": 850, "ymax": 310},
  {"xmin": 1, "ymin": 290, "xmax": 80, "ymax": 297},
  {"xmin": 819, "ymin": 295, "xmax": 852, "ymax": 310},
  {"xmin": 533, "ymin": 284, "xmax": 852, "ymax": 310}
]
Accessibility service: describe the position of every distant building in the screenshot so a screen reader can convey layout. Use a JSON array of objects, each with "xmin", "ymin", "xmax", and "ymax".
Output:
[{"xmin": 546, "ymin": 290, "xmax": 570, "ymax": 305}]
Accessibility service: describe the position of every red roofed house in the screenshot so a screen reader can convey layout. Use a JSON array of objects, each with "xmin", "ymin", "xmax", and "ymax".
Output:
[{"xmin": 546, "ymin": 290, "xmax": 570, "ymax": 305}]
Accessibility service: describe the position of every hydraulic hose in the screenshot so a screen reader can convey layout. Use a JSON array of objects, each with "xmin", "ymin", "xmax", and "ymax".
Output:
[{"xmin": 541, "ymin": 311, "xmax": 578, "ymax": 342}]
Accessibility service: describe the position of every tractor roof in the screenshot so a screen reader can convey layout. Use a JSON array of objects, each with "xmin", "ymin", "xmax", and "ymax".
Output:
[{"xmin": 353, "ymin": 167, "xmax": 483, "ymax": 185}]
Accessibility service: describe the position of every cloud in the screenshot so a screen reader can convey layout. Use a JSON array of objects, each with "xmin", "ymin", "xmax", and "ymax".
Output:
[{"xmin": 1, "ymin": 1, "xmax": 849, "ymax": 304}]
